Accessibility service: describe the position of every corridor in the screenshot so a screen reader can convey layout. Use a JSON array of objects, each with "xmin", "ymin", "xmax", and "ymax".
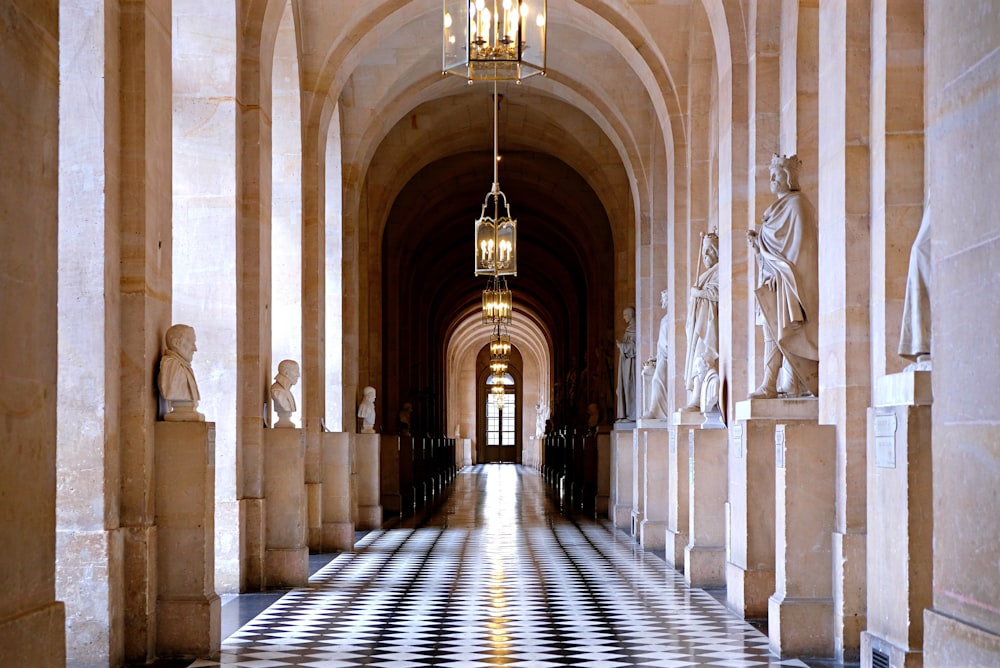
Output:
[{"xmin": 189, "ymin": 465, "xmax": 808, "ymax": 667}]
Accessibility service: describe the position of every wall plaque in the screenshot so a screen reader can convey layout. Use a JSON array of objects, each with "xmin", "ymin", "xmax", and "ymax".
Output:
[
  {"xmin": 732, "ymin": 424, "xmax": 744, "ymax": 459},
  {"xmin": 775, "ymin": 424, "xmax": 786, "ymax": 469},
  {"xmin": 874, "ymin": 412, "xmax": 897, "ymax": 469}
]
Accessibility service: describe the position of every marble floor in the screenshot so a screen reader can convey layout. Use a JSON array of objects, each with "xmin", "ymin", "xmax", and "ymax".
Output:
[{"xmin": 187, "ymin": 464, "xmax": 816, "ymax": 667}]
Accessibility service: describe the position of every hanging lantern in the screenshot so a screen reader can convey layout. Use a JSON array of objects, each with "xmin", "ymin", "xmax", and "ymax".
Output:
[
  {"xmin": 443, "ymin": 0, "xmax": 547, "ymax": 82},
  {"xmin": 482, "ymin": 275, "xmax": 512, "ymax": 325}
]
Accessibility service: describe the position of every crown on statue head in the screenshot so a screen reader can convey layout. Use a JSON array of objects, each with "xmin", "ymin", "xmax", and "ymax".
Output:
[
  {"xmin": 769, "ymin": 153, "xmax": 802, "ymax": 190},
  {"xmin": 701, "ymin": 229, "xmax": 719, "ymax": 248}
]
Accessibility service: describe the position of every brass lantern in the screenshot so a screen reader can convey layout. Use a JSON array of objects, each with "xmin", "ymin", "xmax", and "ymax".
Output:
[
  {"xmin": 443, "ymin": 0, "xmax": 547, "ymax": 82},
  {"xmin": 482, "ymin": 275, "xmax": 512, "ymax": 325}
]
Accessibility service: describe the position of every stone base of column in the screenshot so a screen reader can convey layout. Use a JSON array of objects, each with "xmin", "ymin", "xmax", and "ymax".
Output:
[
  {"xmin": 157, "ymin": 596, "xmax": 221, "ymax": 659},
  {"xmin": 307, "ymin": 482, "xmax": 322, "ymax": 550},
  {"xmin": 241, "ymin": 498, "xmax": 265, "ymax": 591},
  {"xmin": 0, "ymin": 601, "xmax": 65, "ymax": 667},
  {"xmin": 357, "ymin": 504, "xmax": 383, "ymax": 530},
  {"xmin": 924, "ymin": 609, "xmax": 1000, "ymax": 668},
  {"xmin": 768, "ymin": 595, "xmax": 834, "ymax": 657},
  {"xmin": 265, "ymin": 547, "xmax": 309, "ymax": 588},
  {"xmin": 640, "ymin": 519, "xmax": 667, "ymax": 550},
  {"xmin": 726, "ymin": 561, "xmax": 774, "ymax": 619},
  {"xmin": 665, "ymin": 528, "xmax": 687, "ymax": 570},
  {"xmin": 611, "ymin": 428, "xmax": 634, "ymax": 528},
  {"xmin": 685, "ymin": 546, "xmax": 725, "ymax": 586},
  {"xmin": 353, "ymin": 433, "xmax": 382, "ymax": 530},
  {"xmin": 322, "ymin": 521, "xmax": 355, "ymax": 552},
  {"xmin": 861, "ymin": 632, "xmax": 922, "ymax": 668}
]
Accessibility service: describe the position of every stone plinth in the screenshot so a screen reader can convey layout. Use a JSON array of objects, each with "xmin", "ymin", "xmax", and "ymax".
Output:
[
  {"xmin": 611, "ymin": 427, "xmax": 634, "ymax": 528},
  {"xmin": 727, "ymin": 398, "xmax": 818, "ymax": 619},
  {"xmin": 667, "ymin": 410, "xmax": 702, "ymax": 569},
  {"xmin": 631, "ymin": 428, "xmax": 644, "ymax": 539},
  {"xmin": 595, "ymin": 429, "xmax": 611, "ymax": 517},
  {"xmin": 321, "ymin": 432, "xmax": 354, "ymax": 552},
  {"xmin": 380, "ymin": 435, "xmax": 401, "ymax": 514},
  {"xmin": 154, "ymin": 422, "xmax": 220, "ymax": 659},
  {"xmin": 353, "ymin": 433, "xmax": 382, "ymax": 530},
  {"xmin": 638, "ymin": 422, "xmax": 670, "ymax": 551},
  {"xmin": 685, "ymin": 427, "xmax": 728, "ymax": 587},
  {"xmin": 861, "ymin": 371, "xmax": 932, "ymax": 668},
  {"xmin": 459, "ymin": 438, "xmax": 473, "ymax": 468},
  {"xmin": 768, "ymin": 422, "xmax": 836, "ymax": 657},
  {"xmin": 263, "ymin": 429, "xmax": 307, "ymax": 588}
]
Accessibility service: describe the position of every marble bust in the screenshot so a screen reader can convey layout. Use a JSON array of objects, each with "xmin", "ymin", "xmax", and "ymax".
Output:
[
  {"xmin": 158, "ymin": 324, "xmax": 204, "ymax": 421},
  {"xmin": 615, "ymin": 306, "xmax": 637, "ymax": 421},
  {"xmin": 683, "ymin": 233, "xmax": 720, "ymax": 410},
  {"xmin": 898, "ymin": 201, "xmax": 931, "ymax": 371},
  {"xmin": 270, "ymin": 359, "xmax": 300, "ymax": 428},
  {"xmin": 747, "ymin": 154, "xmax": 820, "ymax": 398},
  {"xmin": 644, "ymin": 290, "xmax": 671, "ymax": 419},
  {"xmin": 357, "ymin": 385, "xmax": 377, "ymax": 433}
]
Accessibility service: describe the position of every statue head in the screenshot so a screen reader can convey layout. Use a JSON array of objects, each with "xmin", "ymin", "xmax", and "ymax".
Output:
[
  {"xmin": 702, "ymin": 232, "xmax": 719, "ymax": 268},
  {"xmin": 276, "ymin": 359, "xmax": 300, "ymax": 385},
  {"xmin": 623, "ymin": 306, "xmax": 635, "ymax": 322},
  {"xmin": 165, "ymin": 324, "xmax": 197, "ymax": 362},
  {"xmin": 769, "ymin": 153, "xmax": 801, "ymax": 194},
  {"xmin": 363, "ymin": 386, "xmax": 376, "ymax": 402}
]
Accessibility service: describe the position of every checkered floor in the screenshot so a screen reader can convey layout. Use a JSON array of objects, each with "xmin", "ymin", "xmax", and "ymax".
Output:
[{"xmin": 190, "ymin": 464, "xmax": 808, "ymax": 667}]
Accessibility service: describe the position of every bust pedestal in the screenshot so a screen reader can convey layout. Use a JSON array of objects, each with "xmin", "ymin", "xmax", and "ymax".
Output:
[
  {"xmin": 610, "ymin": 424, "xmax": 635, "ymax": 530},
  {"xmin": 353, "ymin": 432, "xmax": 382, "ymax": 530},
  {"xmin": 263, "ymin": 428, "xmax": 308, "ymax": 587},
  {"xmin": 861, "ymin": 370, "xmax": 932, "ymax": 668},
  {"xmin": 321, "ymin": 432, "xmax": 355, "ymax": 552},
  {"xmin": 154, "ymin": 421, "xmax": 220, "ymax": 659}
]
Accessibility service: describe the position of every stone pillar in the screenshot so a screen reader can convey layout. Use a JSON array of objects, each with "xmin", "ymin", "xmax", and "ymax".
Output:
[
  {"xmin": 263, "ymin": 429, "xmax": 308, "ymax": 587},
  {"xmin": 768, "ymin": 422, "xmax": 836, "ymax": 657},
  {"xmin": 861, "ymin": 371, "xmax": 931, "ymax": 667},
  {"xmin": 154, "ymin": 422, "xmax": 221, "ymax": 659},
  {"xmin": 353, "ymin": 433, "xmax": 382, "ymax": 530},
  {"xmin": 595, "ymin": 429, "xmax": 611, "ymax": 517},
  {"xmin": 321, "ymin": 432, "xmax": 354, "ymax": 552},
  {"xmin": 727, "ymin": 398, "xmax": 817, "ymax": 618},
  {"xmin": 0, "ymin": 2, "xmax": 65, "ymax": 664},
  {"xmin": 667, "ymin": 410, "xmax": 701, "ymax": 569},
  {"xmin": 611, "ymin": 426, "xmax": 634, "ymax": 528},
  {"xmin": 638, "ymin": 421, "xmax": 670, "ymax": 551},
  {"xmin": 685, "ymin": 426, "xmax": 728, "ymax": 588}
]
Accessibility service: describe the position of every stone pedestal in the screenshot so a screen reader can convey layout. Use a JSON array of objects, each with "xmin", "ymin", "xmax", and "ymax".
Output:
[
  {"xmin": 458, "ymin": 438, "xmax": 473, "ymax": 468},
  {"xmin": 353, "ymin": 433, "xmax": 382, "ymax": 530},
  {"xmin": 727, "ymin": 398, "xmax": 817, "ymax": 619},
  {"xmin": 638, "ymin": 420, "xmax": 670, "ymax": 551},
  {"xmin": 321, "ymin": 432, "xmax": 354, "ymax": 552},
  {"xmin": 631, "ymin": 427, "xmax": 644, "ymax": 539},
  {"xmin": 685, "ymin": 426, "xmax": 728, "ymax": 587},
  {"xmin": 263, "ymin": 429, "xmax": 308, "ymax": 588},
  {"xmin": 768, "ymin": 422, "xmax": 836, "ymax": 657},
  {"xmin": 154, "ymin": 422, "xmax": 220, "ymax": 659},
  {"xmin": 861, "ymin": 371, "xmax": 932, "ymax": 668},
  {"xmin": 380, "ymin": 435, "xmax": 401, "ymax": 514},
  {"xmin": 667, "ymin": 410, "xmax": 701, "ymax": 569},
  {"xmin": 595, "ymin": 429, "xmax": 611, "ymax": 517},
  {"xmin": 611, "ymin": 426, "xmax": 634, "ymax": 528}
]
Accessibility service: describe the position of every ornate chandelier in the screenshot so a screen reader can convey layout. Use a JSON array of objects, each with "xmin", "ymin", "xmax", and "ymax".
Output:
[
  {"xmin": 443, "ymin": 0, "xmax": 547, "ymax": 82},
  {"xmin": 482, "ymin": 274, "xmax": 512, "ymax": 325}
]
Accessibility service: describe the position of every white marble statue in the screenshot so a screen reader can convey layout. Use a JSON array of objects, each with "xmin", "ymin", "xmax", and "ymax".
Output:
[
  {"xmin": 270, "ymin": 359, "xmax": 300, "ymax": 428},
  {"xmin": 357, "ymin": 385, "xmax": 377, "ymax": 433},
  {"xmin": 158, "ymin": 324, "xmax": 204, "ymax": 422},
  {"xmin": 898, "ymin": 201, "xmax": 931, "ymax": 370},
  {"xmin": 683, "ymin": 233, "xmax": 720, "ymax": 410},
  {"xmin": 747, "ymin": 154, "xmax": 820, "ymax": 398},
  {"xmin": 644, "ymin": 290, "xmax": 671, "ymax": 418},
  {"xmin": 615, "ymin": 306, "xmax": 637, "ymax": 421}
]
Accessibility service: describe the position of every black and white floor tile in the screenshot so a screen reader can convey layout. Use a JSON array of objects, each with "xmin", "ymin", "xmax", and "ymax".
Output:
[{"xmin": 189, "ymin": 464, "xmax": 810, "ymax": 667}]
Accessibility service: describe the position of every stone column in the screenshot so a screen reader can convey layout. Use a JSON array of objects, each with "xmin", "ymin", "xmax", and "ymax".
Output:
[
  {"xmin": 154, "ymin": 422, "xmax": 221, "ymax": 659},
  {"xmin": 610, "ymin": 426, "xmax": 634, "ymax": 528},
  {"xmin": 321, "ymin": 432, "xmax": 354, "ymax": 552},
  {"xmin": 685, "ymin": 426, "xmax": 728, "ymax": 588},
  {"xmin": 638, "ymin": 421, "xmax": 670, "ymax": 551},
  {"xmin": 353, "ymin": 433, "xmax": 382, "ymax": 530},
  {"xmin": 768, "ymin": 422, "xmax": 836, "ymax": 657},
  {"xmin": 861, "ymin": 371, "xmax": 931, "ymax": 667},
  {"xmin": 0, "ymin": 2, "xmax": 65, "ymax": 664},
  {"xmin": 263, "ymin": 429, "xmax": 308, "ymax": 587},
  {"xmin": 727, "ymin": 398, "xmax": 817, "ymax": 618}
]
